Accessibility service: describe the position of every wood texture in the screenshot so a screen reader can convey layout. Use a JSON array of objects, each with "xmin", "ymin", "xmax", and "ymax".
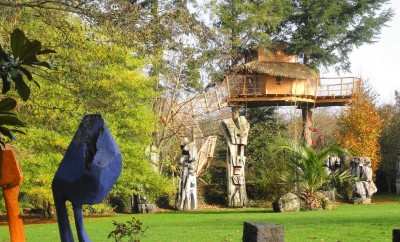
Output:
[{"xmin": 221, "ymin": 113, "xmax": 250, "ymax": 208}]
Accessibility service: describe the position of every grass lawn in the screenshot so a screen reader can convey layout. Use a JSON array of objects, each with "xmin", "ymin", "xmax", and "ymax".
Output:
[{"xmin": 1, "ymin": 199, "xmax": 400, "ymax": 242}]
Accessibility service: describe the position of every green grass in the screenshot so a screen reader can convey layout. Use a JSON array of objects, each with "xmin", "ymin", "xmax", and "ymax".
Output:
[{"xmin": 1, "ymin": 201, "xmax": 400, "ymax": 242}]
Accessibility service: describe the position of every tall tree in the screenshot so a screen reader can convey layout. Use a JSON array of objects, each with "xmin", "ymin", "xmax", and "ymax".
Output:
[
  {"xmin": 210, "ymin": 0, "xmax": 291, "ymax": 75},
  {"xmin": 337, "ymin": 85, "xmax": 383, "ymax": 171},
  {"xmin": 246, "ymin": 107, "xmax": 291, "ymax": 200},
  {"xmin": 0, "ymin": 8, "xmax": 174, "ymax": 212},
  {"xmin": 274, "ymin": 0, "xmax": 393, "ymax": 70},
  {"xmin": 378, "ymin": 91, "xmax": 400, "ymax": 192}
]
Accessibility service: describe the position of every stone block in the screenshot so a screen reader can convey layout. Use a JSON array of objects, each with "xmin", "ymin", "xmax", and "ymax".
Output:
[{"xmin": 242, "ymin": 222, "xmax": 284, "ymax": 242}]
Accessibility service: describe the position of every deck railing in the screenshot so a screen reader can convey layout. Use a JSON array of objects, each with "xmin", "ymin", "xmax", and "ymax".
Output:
[
  {"xmin": 317, "ymin": 77, "xmax": 361, "ymax": 98},
  {"xmin": 226, "ymin": 75, "xmax": 361, "ymax": 99}
]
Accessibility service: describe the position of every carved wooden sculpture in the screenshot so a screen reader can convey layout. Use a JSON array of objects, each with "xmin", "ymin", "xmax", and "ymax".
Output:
[
  {"xmin": 176, "ymin": 137, "xmax": 198, "ymax": 210},
  {"xmin": 0, "ymin": 147, "xmax": 25, "ymax": 242},
  {"xmin": 176, "ymin": 136, "xmax": 217, "ymax": 210},
  {"xmin": 52, "ymin": 115, "xmax": 122, "ymax": 242},
  {"xmin": 221, "ymin": 109, "xmax": 250, "ymax": 207}
]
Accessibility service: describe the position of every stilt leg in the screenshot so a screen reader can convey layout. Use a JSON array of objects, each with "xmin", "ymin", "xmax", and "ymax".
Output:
[
  {"xmin": 53, "ymin": 188, "xmax": 74, "ymax": 242},
  {"xmin": 3, "ymin": 185, "xmax": 25, "ymax": 242},
  {"xmin": 73, "ymin": 205, "xmax": 91, "ymax": 242}
]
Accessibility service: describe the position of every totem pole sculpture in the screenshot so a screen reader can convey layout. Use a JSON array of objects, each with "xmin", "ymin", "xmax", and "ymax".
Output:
[
  {"xmin": 176, "ymin": 137, "xmax": 198, "ymax": 210},
  {"xmin": 0, "ymin": 147, "xmax": 25, "ymax": 242},
  {"xmin": 175, "ymin": 135, "xmax": 217, "ymax": 211},
  {"xmin": 221, "ymin": 108, "xmax": 250, "ymax": 207},
  {"xmin": 350, "ymin": 157, "xmax": 377, "ymax": 204},
  {"xmin": 52, "ymin": 114, "xmax": 122, "ymax": 242}
]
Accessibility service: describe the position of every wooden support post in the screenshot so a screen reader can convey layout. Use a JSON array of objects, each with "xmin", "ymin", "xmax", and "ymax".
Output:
[
  {"xmin": 242, "ymin": 222, "xmax": 284, "ymax": 242},
  {"xmin": 393, "ymin": 229, "xmax": 400, "ymax": 242},
  {"xmin": 302, "ymin": 107, "xmax": 313, "ymax": 146},
  {"xmin": 215, "ymin": 89, "xmax": 222, "ymax": 109}
]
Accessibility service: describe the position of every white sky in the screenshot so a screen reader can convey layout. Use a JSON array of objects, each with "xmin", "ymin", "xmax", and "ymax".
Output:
[{"xmin": 323, "ymin": 0, "xmax": 400, "ymax": 105}]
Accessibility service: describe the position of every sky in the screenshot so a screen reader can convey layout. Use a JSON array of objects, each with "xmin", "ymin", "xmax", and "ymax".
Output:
[{"xmin": 323, "ymin": 0, "xmax": 400, "ymax": 105}]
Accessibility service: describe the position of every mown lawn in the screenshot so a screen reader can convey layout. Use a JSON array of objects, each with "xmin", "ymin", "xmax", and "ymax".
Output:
[{"xmin": 1, "ymin": 201, "xmax": 400, "ymax": 242}]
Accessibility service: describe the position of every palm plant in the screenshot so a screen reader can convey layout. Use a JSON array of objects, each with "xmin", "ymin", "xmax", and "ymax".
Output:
[
  {"xmin": 277, "ymin": 142, "xmax": 351, "ymax": 209},
  {"xmin": 0, "ymin": 28, "xmax": 54, "ymax": 148},
  {"xmin": 0, "ymin": 97, "xmax": 25, "ymax": 147}
]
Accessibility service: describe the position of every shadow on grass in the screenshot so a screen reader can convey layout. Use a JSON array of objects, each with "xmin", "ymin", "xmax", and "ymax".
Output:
[{"xmin": 161, "ymin": 208, "xmax": 274, "ymax": 215}]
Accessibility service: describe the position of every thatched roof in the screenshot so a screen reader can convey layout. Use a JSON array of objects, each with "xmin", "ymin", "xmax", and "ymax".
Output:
[{"xmin": 231, "ymin": 61, "xmax": 319, "ymax": 80}]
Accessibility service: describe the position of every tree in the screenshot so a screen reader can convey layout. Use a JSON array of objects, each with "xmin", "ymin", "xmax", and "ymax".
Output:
[
  {"xmin": 337, "ymin": 85, "xmax": 383, "ymax": 171},
  {"xmin": 210, "ymin": 0, "xmax": 291, "ymax": 76},
  {"xmin": 378, "ymin": 91, "xmax": 400, "ymax": 192},
  {"xmin": 274, "ymin": 0, "xmax": 393, "ymax": 71},
  {"xmin": 245, "ymin": 107, "xmax": 291, "ymax": 201},
  {"xmin": 0, "ymin": 8, "xmax": 173, "ymax": 213}
]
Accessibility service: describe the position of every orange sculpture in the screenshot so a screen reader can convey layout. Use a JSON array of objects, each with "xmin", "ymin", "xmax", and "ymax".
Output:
[{"xmin": 0, "ymin": 147, "xmax": 25, "ymax": 242}]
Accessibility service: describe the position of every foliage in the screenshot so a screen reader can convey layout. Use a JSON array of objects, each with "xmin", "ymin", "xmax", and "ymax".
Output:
[
  {"xmin": 210, "ymin": 0, "xmax": 392, "ymax": 73},
  {"xmin": 108, "ymin": 217, "xmax": 146, "ymax": 242},
  {"xmin": 0, "ymin": 9, "xmax": 173, "ymax": 211},
  {"xmin": 278, "ymin": 143, "xmax": 348, "ymax": 194},
  {"xmin": 337, "ymin": 85, "xmax": 383, "ymax": 171},
  {"xmin": 245, "ymin": 107, "xmax": 291, "ymax": 201},
  {"xmin": 83, "ymin": 204, "xmax": 115, "ymax": 217},
  {"xmin": 0, "ymin": 28, "xmax": 54, "ymax": 147},
  {"xmin": 378, "ymin": 91, "xmax": 400, "ymax": 192},
  {"xmin": 275, "ymin": 0, "xmax": 393, "ymax": 71},
  {"xmin": 0, "ymin": 97, "xmax": 25, "ymax": 146},
  {"xmin": 0, "ymin": 201, "xmax": 399, "ymax": 241},
  {"xmin": 0, "ymin": 28, "xmax": 54, "ymax": 100},
  {"xmin": 211, "ymin": 0, "xmax": 292, "ymax": 66}
]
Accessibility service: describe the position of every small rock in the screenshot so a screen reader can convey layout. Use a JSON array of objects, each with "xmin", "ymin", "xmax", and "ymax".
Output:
[{"xmin": 273, "ymin": 193, "xmax": 300, "ymax": 212}]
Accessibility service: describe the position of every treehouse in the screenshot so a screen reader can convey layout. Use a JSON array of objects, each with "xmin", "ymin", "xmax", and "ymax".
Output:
[
  {"xmin": 225, "ymin": 46, "xmax": 361, "ymax": 145},
  {"xmin": 225, "ymin": 47, "xmax": 361, "ymax": 108}
]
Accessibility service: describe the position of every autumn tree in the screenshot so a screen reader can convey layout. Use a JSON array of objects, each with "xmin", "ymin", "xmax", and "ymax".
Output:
[{"xmin": 337, "ymin": 85, "xmax": 383, "ymax": 171}]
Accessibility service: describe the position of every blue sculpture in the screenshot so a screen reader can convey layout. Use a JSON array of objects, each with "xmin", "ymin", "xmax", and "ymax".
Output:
[{"xmin": 52, "ymin": 114, "xmax": 122, "ymax": 242}]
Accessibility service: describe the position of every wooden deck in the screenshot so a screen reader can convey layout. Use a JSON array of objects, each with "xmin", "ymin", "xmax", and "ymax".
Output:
[
  {"xmin": 227, "ymin": 77, "xmax": 360, "ymax": 108},
  {"xmin": 227, "ymin": 94, "xmax": 353, "ymax": 107}
]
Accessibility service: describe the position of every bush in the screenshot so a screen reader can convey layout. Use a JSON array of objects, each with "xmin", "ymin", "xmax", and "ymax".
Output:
[{"xmin": 83, "ymin": 204, "xmax": 115, "ymax": 216}]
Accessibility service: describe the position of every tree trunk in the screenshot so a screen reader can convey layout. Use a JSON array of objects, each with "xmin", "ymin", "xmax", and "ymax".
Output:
[{"xmin": 302, "ymin": 107, "xmax": 313, "ymax": 146}]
